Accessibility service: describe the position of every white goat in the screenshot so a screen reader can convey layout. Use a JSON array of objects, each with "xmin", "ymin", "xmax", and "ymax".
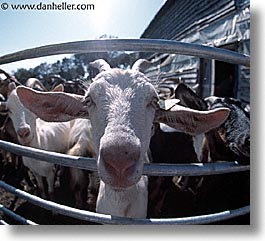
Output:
[
  {"xmin": 65, "ymin": 115, "xmax": 97, "ymax": 209},
  {"xmin": 0, "ymin": 83, "xmax": 95, "ymax": 208},
  {"xmin": 16, "ymin": 59, "xmax": 230, "ymax": 218}
]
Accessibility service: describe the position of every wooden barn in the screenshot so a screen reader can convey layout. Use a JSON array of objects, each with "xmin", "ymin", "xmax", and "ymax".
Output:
[{"xmin": 140, "ymin": 0, "xmax": 250, "ymax": 105}]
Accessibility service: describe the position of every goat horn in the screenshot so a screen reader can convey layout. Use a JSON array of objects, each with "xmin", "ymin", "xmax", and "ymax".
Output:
[
  {"xmin": 132, "ymin": 59, "xmax": 152, "ymax": 72},
  {"xmin": 89, "ymin": 59, "xmax": 111, "ymax": 72}
]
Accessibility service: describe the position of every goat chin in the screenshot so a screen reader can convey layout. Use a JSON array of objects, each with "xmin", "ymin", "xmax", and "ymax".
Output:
[
  {"xmin": 96, "ymin": 176, "xmax": 148, "ymax": 218},
  {"xmin": 19, "ymin": 136, "xmax": 34, "ymax": 146}
]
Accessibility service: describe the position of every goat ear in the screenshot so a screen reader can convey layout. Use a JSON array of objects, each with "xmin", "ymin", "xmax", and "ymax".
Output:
[
  {"xmin": 155, "ymin": 105, "xmax": 230, "ymax": 136},
  {"xmin": 175, "ymin": 83, "xmax": 208, "ymax": 110},
  {"xmin": 16, "ymin": 86, "xmax": 88, "ymax": 122}
]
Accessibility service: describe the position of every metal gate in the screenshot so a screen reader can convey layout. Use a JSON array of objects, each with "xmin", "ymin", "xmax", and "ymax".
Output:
[{"xmin": 0, "ymin": 39, "xmax": 250, "ymax": 225}]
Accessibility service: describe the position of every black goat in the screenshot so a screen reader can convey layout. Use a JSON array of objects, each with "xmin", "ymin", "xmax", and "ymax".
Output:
[
  {"xmin": 175, "ymin": 83, "xmax": 250, "ymax": 165},
  {"xmin": 174, "ymin": 83, "xmax": 250, "ymax": 224}
]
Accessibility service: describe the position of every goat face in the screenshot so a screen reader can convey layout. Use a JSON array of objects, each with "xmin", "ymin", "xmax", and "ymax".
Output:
[
  {"xmin": 205, "ymin": 96, "xmax": 250, "ymax": 164},
  {"xmin": 85, "ymin": 69, "xmax": 158, "ymax": 189},
  {"xmin": 4, "ymin": 84, "xmax": 35, "ymax": 146}
]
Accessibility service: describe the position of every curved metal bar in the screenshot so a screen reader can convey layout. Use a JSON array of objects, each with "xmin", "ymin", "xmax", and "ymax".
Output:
[
  {"xmin": 0, "ymin": 220, "xmax": 9, "ymax": 225},
  {"xmin": 0, "ymin": 181, "xmax": 250, "ymax": 225},
  {"xmin": 143, "ymin": 162, "xmax": 249, "ymax": 176},
  {"xmin": 0, "ymin": 39, "xmax": 250, "ymax": 66},
  {"xmin": 0, "ymin": 204, "xmax": 37, "ymax": 225},
  {"xmin": 0, "ymin": 140, "xmax": 98, "ymax": 172},
  {"xmin": 0, "ymin": 140, "xmax": 249, "ymax": 176}
]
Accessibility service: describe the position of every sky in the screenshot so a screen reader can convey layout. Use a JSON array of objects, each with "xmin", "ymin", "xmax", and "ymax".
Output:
[{"xmin": 0, "ymin": 0, "xmax": 166, "ymax": 72}]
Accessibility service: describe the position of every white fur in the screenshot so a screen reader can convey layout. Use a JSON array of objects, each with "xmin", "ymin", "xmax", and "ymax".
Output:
[
  {"xmin": 87, "ymin": 70, "xmax": 155, "ymax": 217},
  {"xmin": 96, "ymin": 176, "xmax": 148, "ymax": 218},
  {"xmin": 192, "ymin": 133, "xmax": 205, "ymax": 161}
]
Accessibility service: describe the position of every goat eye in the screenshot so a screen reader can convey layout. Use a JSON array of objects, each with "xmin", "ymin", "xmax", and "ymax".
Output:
[
  {"xmin": 149, "ymin": 97, "xmax": 159, "ymax": 109},
  {"xmin": 85, "ymin": 95, "xmax": 94, "ymax": 107}
]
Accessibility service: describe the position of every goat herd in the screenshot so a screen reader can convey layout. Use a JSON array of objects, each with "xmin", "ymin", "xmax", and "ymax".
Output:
[{"xmin": 0, "ymin": 59, "xmax": 250, "ymax": 224}]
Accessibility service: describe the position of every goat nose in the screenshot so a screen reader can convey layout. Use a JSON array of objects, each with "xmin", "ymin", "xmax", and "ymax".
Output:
[
  {"xmin": 100, "ymin": 137, "xmax": 141, "ymax": 176},
  {"xmin": 17, "ymin": 127, "xmax": 30, "ymax": 138}
]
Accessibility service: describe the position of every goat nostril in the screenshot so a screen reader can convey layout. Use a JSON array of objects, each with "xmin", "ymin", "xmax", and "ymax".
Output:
[
  {"xmin": 104, "ymin": 159, "xmax": 137, "ymax": 176},
  {"xmin": 124, "ymin": 162, "xmax": 137, "ymax": 175},
  {"xmin": 18, "ymin": 128, "xmax": 30, "ymax": 138},
  {"xmin": 24, "ymin": 130, "xmax": 30, "ymax": 137}
]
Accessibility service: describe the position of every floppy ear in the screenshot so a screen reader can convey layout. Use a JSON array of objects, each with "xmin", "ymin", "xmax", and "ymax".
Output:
[
  {"xmin": 16, "ymin": 86, "xmax": 88, "ymax": 122},
  {"xmin": 155, "ymin": 104, "xmax": 230, "ymax": 136}
]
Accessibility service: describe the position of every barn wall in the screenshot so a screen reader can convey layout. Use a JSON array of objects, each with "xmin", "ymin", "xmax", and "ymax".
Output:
[
  {"xmin": 142, "ymin": 0, "xmax": 237, "ymax": 41},
  {"xmin": 140, "ymin": 0, "xmax": 250, "ymax": 103}
]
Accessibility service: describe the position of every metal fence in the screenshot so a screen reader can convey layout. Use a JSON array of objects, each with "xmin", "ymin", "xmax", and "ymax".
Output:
[
  {"xmin": 0, "ymin": 39, "xmax": 250, "ymax": 225},
  {"xmin": 0, "ymin": 180, "xmax": 250, "ymax": 225}
]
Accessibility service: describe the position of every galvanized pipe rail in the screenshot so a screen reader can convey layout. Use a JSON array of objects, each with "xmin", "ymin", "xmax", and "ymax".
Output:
[
  {"xmin": 0, "ymin": 220, "xmax": 9, "ymax": 225},
  {"xmin": 0, "ymin": 39, "xmax": 250, "ymax": 67},
  {"xmin": 0, "ymin": 181, "xmax": 250, "ymax": 225},
  {"xmin": 0, "ymin": 140, "xmax": 249, "ymax": 176},
  {"xmin": 0, "ymin": 204, "xmax": 37, "ymax": 225}
]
